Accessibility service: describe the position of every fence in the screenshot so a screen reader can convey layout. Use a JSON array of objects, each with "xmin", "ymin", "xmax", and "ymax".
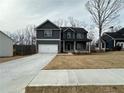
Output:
[{"xmin": 13, "ymin": 45, "xmax": 37, "ymax": 56}]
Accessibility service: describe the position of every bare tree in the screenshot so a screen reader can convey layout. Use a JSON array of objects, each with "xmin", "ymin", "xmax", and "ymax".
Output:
[
  {"xmin": 87, "ymin": 25, "xmax": 96, "ymax": 45},
  {"xmin": 54, "ymin": 19, "xmax": 65, "ymax": 27},
  {"xmin": 88, "ymin": 31, "xmax": 95, "ymax": 41},
  {"xmin": 68, "ymin": 17, "xmax": 87, "ymax": 28},
  {"xmin": 54, "ymin": 19, "xmax": 69, "ymax": 27},
  {"xmin": 7, "ymin": 25, "xmax": 36, "ymax": 45},
  {"xmin": 23, "ymin": 25, "xmax": 36, "ymax": 45},
  {"xmin": 114, "ymin": 25, "xmax": 122, "ymax": 31},
  {"xmin": 86, "ymin": 0, "xmax": 123, "ymax": 50},
  {"xmin": 109, "ymin": 25, "xmax": 122, "ymax": 32},
  {"xmin": 54, "ymin": 17, "xmax": 87, "ymax": 28}
]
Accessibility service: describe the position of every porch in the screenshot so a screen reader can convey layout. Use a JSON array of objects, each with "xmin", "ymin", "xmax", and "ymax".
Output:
[{"xmin": 62, "ymin": 41, "xmax": 91, "ymax": 53}]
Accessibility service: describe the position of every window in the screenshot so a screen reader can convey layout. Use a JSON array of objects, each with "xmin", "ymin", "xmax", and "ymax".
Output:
[
  {"xmin": 77, "ymin": 33, "xmax": 82, "ymax": 39},
  {"xmin": 67, "ymin": 32, "xmax": 71, "ymax": 39},
  {"xmin": 44, "ymin": 30, "xmax": 52, "ymax": 37},
  {"xmin": 82, "ymin": 34, "xmax": 84, "ymax": 39}
]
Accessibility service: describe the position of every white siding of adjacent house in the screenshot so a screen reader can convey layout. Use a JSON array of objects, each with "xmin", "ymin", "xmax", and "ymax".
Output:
[{"xmin": 0, "ymin": 32, "xmax": 13, "ymax": 57}]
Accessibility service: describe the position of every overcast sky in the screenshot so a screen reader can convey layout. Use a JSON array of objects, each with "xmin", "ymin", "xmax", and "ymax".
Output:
[{"xmin": 0, "ymin": 0, "xmax": 124, "ymax": 33}]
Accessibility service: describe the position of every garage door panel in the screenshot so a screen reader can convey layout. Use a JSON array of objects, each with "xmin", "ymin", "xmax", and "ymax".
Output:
[{"xmin": 38, "ymin": 44, "xmax": 58, "ymax": 53}]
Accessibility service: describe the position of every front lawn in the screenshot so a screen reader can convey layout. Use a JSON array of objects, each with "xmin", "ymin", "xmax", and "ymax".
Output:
[{"xmin": 44, "ymin": 51, "xmax": 124, "ymax": 70}]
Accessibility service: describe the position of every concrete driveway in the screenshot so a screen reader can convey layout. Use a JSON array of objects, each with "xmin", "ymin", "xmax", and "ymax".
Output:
[{"xmin": 0, "ymin": 54, "xmax": 56, "ymax": 93}]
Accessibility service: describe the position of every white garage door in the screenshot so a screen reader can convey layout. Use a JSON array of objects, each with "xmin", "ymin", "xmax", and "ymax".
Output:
[{"xmin": 38, "ymin": 44, "xmax": 58, "ymax": 53}]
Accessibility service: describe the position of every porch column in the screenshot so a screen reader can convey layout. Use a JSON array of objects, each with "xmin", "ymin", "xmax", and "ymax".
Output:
[
  {"xmin": 114, "ymin": 40, "xmax": 116, "ymax": 47},
  {"xmin": 74, "ymin": 41, "xmax": 76, "ymax": 52},
  {"xmin": 104, "ymin": 41, "xmax": 106, "ymax": 51},
  {"xmin": 88, "ymin": 42, "xmax": 91, "ymax": 53},
  {"xmin": 63, "ymin": 41, "xmax": 65, "ymax": 52}
]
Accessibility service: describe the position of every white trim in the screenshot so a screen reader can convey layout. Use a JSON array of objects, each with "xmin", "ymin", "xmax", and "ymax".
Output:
[
  {"xmin": 36, "ymin": 39, "xmax": 60, "ymax": 41},
  {"xmin": 89, "ymin": 42, "xmax": 91, "ymax": 53},
  {"xmin": 104, "ymin": 33, "xmax": 124, "ymax": 40},
  {"xmin": 114, "ymin": 40, "xmax": 116, "ymax": 47},
  {"xmin": 0, "ymin": 31, "xmax": 13, "ymax": 41},
  {"xmin": 63, "ymin": 27, "xmax": 75, "ymax": 32},
  {"xmin": 104, "ymin": 33, "xmax": 115, "ymax": 40},
  {"xmin": 116, "ymin": 42, "xmax": 124, "ymax": 48}
]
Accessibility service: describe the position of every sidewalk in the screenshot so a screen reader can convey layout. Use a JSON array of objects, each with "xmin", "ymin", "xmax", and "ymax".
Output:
[{"xmin": 26, "ymin": 69, "xmax": 124, "ymax": 93}]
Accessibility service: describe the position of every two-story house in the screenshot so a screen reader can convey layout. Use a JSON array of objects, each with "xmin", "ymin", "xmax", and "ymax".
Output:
[{"xmin": 36, "ymin": 20, "xmax": 91, "ymax": 53}]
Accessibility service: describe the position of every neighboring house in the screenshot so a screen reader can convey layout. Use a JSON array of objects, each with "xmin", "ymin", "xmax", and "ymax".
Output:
[
  {"xmin": 35, "ymin": 20, "xmax": 91, "ymax": 53},
  {"xmin": 98, "ymin": 28, "xmax": 124, "ymax": 51},
  {"xmin": 0, "ymin": 31, "xmax": 13, "ymax": 57}
]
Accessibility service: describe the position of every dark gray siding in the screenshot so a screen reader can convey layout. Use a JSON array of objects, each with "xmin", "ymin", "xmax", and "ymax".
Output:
[
  {"xmin": 63, "ymin": 30, "xmax": 75, "ymax": 40},
  {"xmin": 62, "ymin": 29, "xmax": 88, "ymax": 41},
  {"xmin": 37, "ymin": 40, "xmax": 61, "ymax": 52},
  {"xmin": 116, "ymin": 40, "xmax": 124, "ymax": 42},
  {"xmin": 102, "ymin": 35, "xmax": 114, "ymax": 49},
  {"xmin": 37, "ymin": 30, "xmax": 60, "ymax": 39},
  {"xmin": 37, "ymin": 21, "xmax": 59, "ymax": 29},
  {"xmin": 75, "ymin": 33, "xmax": 87, "ymax": 40}
]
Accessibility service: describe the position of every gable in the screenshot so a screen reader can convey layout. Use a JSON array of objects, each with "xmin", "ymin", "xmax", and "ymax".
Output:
[
  {"xmin": 61, "ymin": 27, "xmax": 88, "ymax": 33},
  {"xmin": 0, "ymin": 31, "xmax": 13, "ymax": 41},
  {"xmin": 106, "ymin": 32, "xmax": 124, "ymax": 39},
  {"xmin": 102, "ymin": 34, "xmax": 114, "ymax": 42},
  {"xmin": 63, "ymin": 28, "xmax": 75, "ymax": 32},
  {"xmin": 36, "ymin": 20, "xmax": 60, "ymax": 29}
]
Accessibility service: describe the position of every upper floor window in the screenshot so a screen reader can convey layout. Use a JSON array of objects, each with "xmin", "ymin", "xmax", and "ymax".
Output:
[
  {"xmin": 44, "ymin": 30, "xmax": 52, "ymax": 37},
  {"xmin": 67, "ymin": 32, "xmax": 71, "ymax": 39},
  {"xmin": 77, "ymin": 33, "xmax": 82, "ymax": 39},
  {"xmin": 82, "ymin": 34, "xmax": 84, "ymax": 39}
]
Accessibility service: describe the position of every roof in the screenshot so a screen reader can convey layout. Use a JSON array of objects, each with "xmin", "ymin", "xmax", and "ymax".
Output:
[
  {"xmin": 103, "ymin": 27, "xmax": 124, "ymax": 39},
  {"xmin": 61, "ymin": 27, "xmax": 88, "ymax": 33},
  {"xmin": 36, "ymin": 20, "xmax": 60, "ymax": 29},
  {"xmin": 0, "ymin": 31, "xmax": 13, "ymax": 41},
  {"xmin": 105, "ymin": 32, "xmax": 124, "ymax": 39},
  {"xmin": 117, "ymin": 28, "xmax": 124, "ymax": 34}
]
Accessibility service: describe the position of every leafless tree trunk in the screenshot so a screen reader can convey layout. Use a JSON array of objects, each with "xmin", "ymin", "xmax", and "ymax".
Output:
[{"xmin": 86, "ymin": 0, "xmax": 123, "ymax": 50}]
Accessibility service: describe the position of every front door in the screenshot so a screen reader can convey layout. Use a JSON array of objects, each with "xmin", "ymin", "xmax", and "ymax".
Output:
[
  {"xmin": 67, "ymin": 43, "xmax": 71, "ymax": 51},
  {"xmin": 66, "ymin": 43, "xmax": 73, "ymax": 51}
]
